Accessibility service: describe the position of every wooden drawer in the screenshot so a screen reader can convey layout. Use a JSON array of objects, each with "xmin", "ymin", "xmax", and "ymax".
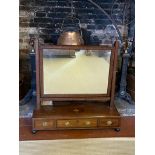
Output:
[
  {"xmin": 98, "ymin": 118, "xmax": 119, "ymax": 127},
  {"xmin": 57, "ymin": 119, "xmax": 97, "ymax": 128},
  {"xmin": 34, "ymin": 119, "xmax": 55, "ymax": 129}
]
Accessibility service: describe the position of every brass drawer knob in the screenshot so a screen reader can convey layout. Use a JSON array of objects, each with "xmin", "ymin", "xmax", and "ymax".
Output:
[
  {"xmin": 42, "ymin": 122, "xmax": 48, "ymax": 127},
  {"xmin": 65, "ymin": 121, "xmax": 70, "ymax": 126},
  {"xmin": 107, "ymin": 120, "xmax": 112, "ymax": 125},
  {"xmin": 73, "ymin": 108, "xmax": 79, "ymax": 113},
  {"xmin": 85, "ymin": 121, "xmax": 91, "ymax": 125}
]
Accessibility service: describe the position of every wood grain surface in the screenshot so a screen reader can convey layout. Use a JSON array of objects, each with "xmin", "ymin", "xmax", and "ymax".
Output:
[{"xmin": 20, "ymin": 116, "xmax": 135, "ymax": 141}]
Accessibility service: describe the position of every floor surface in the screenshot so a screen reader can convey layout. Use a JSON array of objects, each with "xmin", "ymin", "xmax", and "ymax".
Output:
[{"xmin": 20, "ymin": 138, "xmax": 135, "ymax": 155}]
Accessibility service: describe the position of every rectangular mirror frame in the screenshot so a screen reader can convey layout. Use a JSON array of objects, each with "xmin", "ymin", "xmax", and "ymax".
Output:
[{"xmin": 35, "ymin": 40, "xmax": 119, "ymax": 109}]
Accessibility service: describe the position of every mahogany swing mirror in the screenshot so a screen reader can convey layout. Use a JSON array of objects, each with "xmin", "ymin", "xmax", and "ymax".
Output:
[
  {"xmin": 37, "ymin": 43, "xmax": 118, "ymax": 102},
  {"xmin": 32, "ymin": 39, "xmax": 120, "ymax": 133}
]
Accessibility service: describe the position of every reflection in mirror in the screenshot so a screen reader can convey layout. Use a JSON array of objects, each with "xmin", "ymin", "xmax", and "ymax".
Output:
[{"xmin": 43, "ymin": 49, "xmax": 111, "ymax": 95}]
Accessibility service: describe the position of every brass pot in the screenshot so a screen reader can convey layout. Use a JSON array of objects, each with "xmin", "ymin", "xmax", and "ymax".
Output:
[{"xmin": 57, "ymin": 27, "xmax": 84, "ymax": 45}]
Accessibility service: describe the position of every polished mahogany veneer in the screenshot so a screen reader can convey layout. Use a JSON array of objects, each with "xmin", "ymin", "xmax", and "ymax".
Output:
[{"xmin": 32, "ymin": 39, "xmax": 120, "ymax": 133}]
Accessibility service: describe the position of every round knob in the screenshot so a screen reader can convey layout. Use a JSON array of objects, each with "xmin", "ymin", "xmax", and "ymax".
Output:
[
  {"xmin": 65, "ymin": 121, "xmax": 70, "ymax": 126},
  {"xmin": 73, "ymin": 108, "xmax": 79, "ymax": 113},
  {"xmin": 107, "ymin": 120, "xmax": 112, "ymax": 125},
  {"xmin": 86, "ymin": 121, "xmax": 91, "ymax": 125}
]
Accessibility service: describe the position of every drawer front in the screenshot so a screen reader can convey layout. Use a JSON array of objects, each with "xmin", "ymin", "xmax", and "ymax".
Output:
[
  {"xmin": 57, "ymin": 119, "xmax": 97, "ymax": 128},
  {"xmin": 98, "ymin": 118, "xmax": 119, "ymax": 127},
  {"xmin": 34, "ymin": 119, "xmax": 55, "ymax": 129}
]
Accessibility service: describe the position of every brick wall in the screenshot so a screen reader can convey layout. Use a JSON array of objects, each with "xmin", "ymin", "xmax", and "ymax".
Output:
[
  {"xmin": 19, "ymin": 0, "xmax": 134, "ymax": 50},
  {"xmin": 19, "ymin": 0, "xmax": 134, "ymax": 97}
]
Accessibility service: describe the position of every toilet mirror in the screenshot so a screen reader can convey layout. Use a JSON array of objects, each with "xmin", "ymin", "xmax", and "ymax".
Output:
[{"xmin": 40, "ymin": 47, "xmax": 112, "ymax": 99}]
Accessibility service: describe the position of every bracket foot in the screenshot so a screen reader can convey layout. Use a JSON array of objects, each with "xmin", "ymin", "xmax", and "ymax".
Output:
[{"xmin": 32, "ymin": 130, "xmax": 37, "ymax": 134}]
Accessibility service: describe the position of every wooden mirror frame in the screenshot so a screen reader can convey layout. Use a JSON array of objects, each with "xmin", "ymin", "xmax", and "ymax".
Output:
[{"xmin": 35, "ymin": 39, "xmax": 119, "ymax": 109}]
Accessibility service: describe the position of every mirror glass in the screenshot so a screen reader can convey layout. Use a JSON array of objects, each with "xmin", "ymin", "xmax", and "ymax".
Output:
[{"xmin": 42, "ymin": 49, "xmax": 111, "ymax": 95}]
